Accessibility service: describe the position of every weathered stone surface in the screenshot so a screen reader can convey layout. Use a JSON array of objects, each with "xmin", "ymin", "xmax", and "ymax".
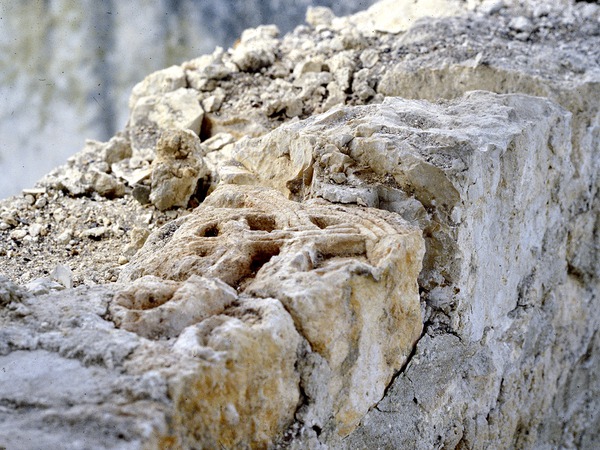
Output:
[
  {"xmin": 147, "ymin": 128, "xmax": 209, "ymax": 210},
  {"xmin": 1, "ymin": 1, "xmax": 599, "ymax": 449},
  {"xmin": 121, "ymin": 183, "xmax": 424, "ymax": 439},
  {"xmin": 231, "ymin": 25, "xmax": 280, "ymax": 72},
  {"xmin": 214, "ymin": 90, "xmax": 596, "ymax": 448},
  {"xmin": 129, "ymin": 88, "xmax": 204, "ymax": 155},
  {"xmin": 166, "ymin": 295, "xmax": 302, "ymax": 448},
  {"xmin": 110, "ymin": 275, "xmax": 237, "ymax": 339},
  {"xmin": 0, "ymin": 183, "xmax": 423, "ymax": 447},
  {"xmin": 330, "ymin": 4, "xmax": 598, "ymax": 447},
  {"xmin": 128, "ymin": 65, "xmax": 187, "ymax": 111},
  {"xmin": 0, "ymin": 280, "xmax": 303, "ymax": 449}
]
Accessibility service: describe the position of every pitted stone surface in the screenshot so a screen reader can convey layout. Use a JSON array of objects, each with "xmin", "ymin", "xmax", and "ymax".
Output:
[
  {"xmin": 120, "ymin": 183, "xmax": 424, "ymax": 438},
  {"xmin": 0, "ymin": 280, "xmax": 303, "ymax": 449},
  {"xmin": 0, "ymin": 1, "xmax": 599, "ymax": 449},
  {"xmin": 110, "ymin": 275, "xmax": 237, "ymax": 339}
]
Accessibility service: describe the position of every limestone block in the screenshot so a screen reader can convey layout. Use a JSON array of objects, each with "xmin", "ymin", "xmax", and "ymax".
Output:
[
  {"xmin": 352, "ymin": 67, "xmax": 377, "ymax": 100},
  {"xmin": 24, "ymin": 277, "xmax": 65, "ymax": 296},
  {"xmin": 228, "ymin": 92, "xmax": 571, "ymax": 336},
  {"xmin": 373, "ymin": 13, "xmax": 600, "ymax": 288},
  {"xmin": 281, "ymin": 98, "xmax": 585, "ymax": 449},
  {"xmin": 129, "ymin": 88, "xmax": 204, "ymax": 154},
  {"xmin": 3, "ymin": 2, "xmax": 599, "ymax": 449},
  {"xmin": 120, "ymin": 183, "xmax": 424, "ymax": 437},
  {"xmin": 128, "ymin": 65, "xmax": 187, "ymax": 111},
  {"xmin": 101, "ymin": 135, "xmax": 132, "ymax": 165},
  {"xmin": 231, "ymin": 25, "xmax": 280, "ymax": 72},
  {"xmin": 204, "ymin": 86, "xmax": 593, "ymax": 444},
  {"xmin": 148, "ymin": 128, "xmax": 209, "ymax": 210},
  {"xmin": 199, "ymin": 132, "xmax": 235, "ymax": 155},
  {"xmin": 0, "ymin": 278, "xmax": 304, "ymax": 449}
]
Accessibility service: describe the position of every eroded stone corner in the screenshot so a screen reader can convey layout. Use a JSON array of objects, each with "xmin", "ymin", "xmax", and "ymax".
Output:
[{"xmin": 114, "ymin": 183, "xmax": 424, "ymax": 445}]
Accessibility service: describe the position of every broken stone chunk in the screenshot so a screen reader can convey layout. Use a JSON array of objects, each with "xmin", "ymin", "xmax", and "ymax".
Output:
[
  {"xmin": 128, "ymin": 65, "xmax": 187, "ymax": 110},
  {"xmin": 2, "ymin": 2, "xmax": 598, "ymax": 449},
  {"xmin": 131, "ymin": 184, "xmax": 151, "ymax": 205},
  {"xmin": 88, "ymin": 171, "xmax": 126, "ymax": 198},
  {"xmin": 129, "ymin": 88, "xmax": 204, "ymax": 154},
  {"xmin": 120, "ymin": 183, "xmax": 424, "ymax": 437},
  {"xmin": 149, "ymin": 128, "xmax": 209, "ymax": 210},
  {"xmin": 201, "ymin": 92, "xmax": 224, "ymax": 113},
  {"xmin": 231, "ymin": 25, "xmax": 280, "ymax": 72},
  {"xmin": 101, "ymin": 135, "xmax": 132, "ymax": 165},
  {"xmin": 122, "ymin": 227, "xmax": 151, "ymax": 258},
  {"xmin": 50, "ymin": 264, "xmax": 73, "ymax": 289}
]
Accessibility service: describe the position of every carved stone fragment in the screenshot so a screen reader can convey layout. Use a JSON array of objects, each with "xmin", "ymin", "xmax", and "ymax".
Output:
[{"xmin": 120, "ymin": 183, "xmax": 424, "ymax": 437}]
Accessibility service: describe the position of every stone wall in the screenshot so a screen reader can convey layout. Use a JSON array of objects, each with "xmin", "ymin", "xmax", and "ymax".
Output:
[{"xmin": 0, "ymin": 0, "xmax": 598, "ymax": 448}]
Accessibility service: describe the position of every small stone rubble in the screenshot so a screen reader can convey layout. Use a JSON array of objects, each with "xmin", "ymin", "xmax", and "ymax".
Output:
[{"xmin": 0, "ymin": 0, "xmax": 599, "ymax": 448}]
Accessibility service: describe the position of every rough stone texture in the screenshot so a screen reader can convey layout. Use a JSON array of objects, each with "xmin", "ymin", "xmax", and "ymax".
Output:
[
  {"xmin": 326, "ymin": 94, "xmax": 592, "ymax": 450},
  {"xmin": 218, "ymin": 91, "xmax": 595, "ymax": 448},
  {"xmin": 0, "ymin": 282, "xmax": 302, "ymax": 449},
  {"xmin": 0, "ymin": 0, "xmax": 382, "ymax": 199},
  {"xmin": 148, "ymin": 128, "xmax": 209, "ymax": 210},
  {"xmin": 0, "ymin": 0, "xmax": 599, "ymax": 448},
  {"xmin": 0, "ymin": 183, "xmax": 423, "ymax": 448},
  {"xmin": 121, "ymin": 183, "xmax": 424, "ymax": 440},
  {"xmin": 129, "ymin": 88, "xmax": 204, "ymax": 156},
  {"xmin": 128, "ymin": 65, "xmax": 188, "ymax": 111},
  {"xmin": 231, "ymin": 25, "xmax": 281, "ymax": 72}
]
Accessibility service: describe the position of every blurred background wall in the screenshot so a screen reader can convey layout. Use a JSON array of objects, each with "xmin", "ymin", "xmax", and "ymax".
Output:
[{"xmin": 0, "ymin": 0, "xmax": 378, "ymax": 199}]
